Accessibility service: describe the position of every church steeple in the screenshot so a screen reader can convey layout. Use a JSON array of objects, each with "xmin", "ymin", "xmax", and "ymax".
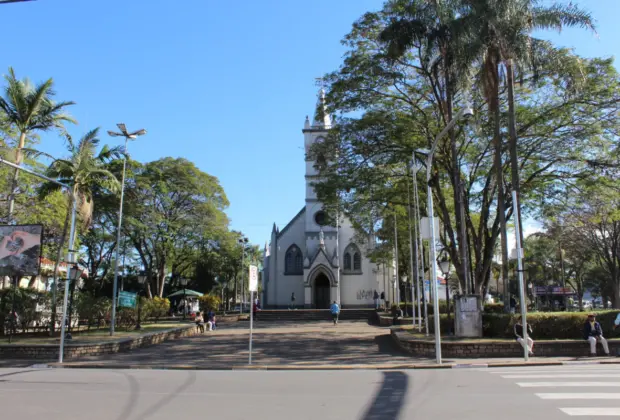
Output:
[{"xmin": 313, "ymin": 88, "xmax": 332, "ymax": 129}]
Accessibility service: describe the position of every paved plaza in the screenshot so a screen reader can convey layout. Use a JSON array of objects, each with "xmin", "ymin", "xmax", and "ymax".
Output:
[{"xmin": 63, "ymin": 321, "xmax": 417, "ymax": 368}]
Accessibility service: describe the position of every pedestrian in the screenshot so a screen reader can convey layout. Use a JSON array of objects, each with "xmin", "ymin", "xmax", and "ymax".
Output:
[
  {"xmin": 330, "ymin": 300, "xmax": 340, "ymax": 325},
  {"xmin": 290, "ymin": 292, "xmax": 296, "ymax": 310},
  {"xmin": 207, "ymin": 309, "xmax": 216, "ymax": 331},
  {"xmin": 613, "ymin": 313, "xmax": 620, "ymax": 331},
  {"xmin": 373, "ymin": 290, "xmax": 380, "ymax": 310},
  {"xmin": 513, "ymin": 316, "xmax": 534, "ymax": 356},
  {"xmin": 380, "ymin": 291, "xmax": 385, "ymax": 309},
  {"xmin": 509, "ymin": 295, "xmax": 517, "ymax": 314},
  {"xmin": 195, "ymin": 311, "xmax": 205, "ymax": 333},
  {"xmin": 583, "ymin": 313, "xmax": 610, "ymax": 357},
  {"xmin": 253, "ymin": 299, "xmax": 260, "ymax": 321}
]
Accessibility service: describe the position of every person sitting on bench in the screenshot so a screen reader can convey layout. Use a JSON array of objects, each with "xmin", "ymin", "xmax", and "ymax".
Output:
[{"xmin": 583, "ymin": 313, "xmax": 610, "ymax": 357}]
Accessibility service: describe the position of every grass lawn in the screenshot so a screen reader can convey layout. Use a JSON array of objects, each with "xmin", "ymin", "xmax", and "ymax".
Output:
[{"xmin": 3, "ymin": 321, "xmax": 191, "ymax": 345}]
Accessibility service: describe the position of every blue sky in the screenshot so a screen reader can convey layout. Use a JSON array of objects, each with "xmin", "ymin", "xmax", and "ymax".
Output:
[{"xmin": 1, "ymin": 0, "xmax": 617, "ymax": 245}]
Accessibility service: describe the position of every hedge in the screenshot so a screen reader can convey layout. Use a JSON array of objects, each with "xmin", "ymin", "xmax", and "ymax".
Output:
[{"xmin": 428, "ymin": 310, "xmax": 620, "ymax": 340}]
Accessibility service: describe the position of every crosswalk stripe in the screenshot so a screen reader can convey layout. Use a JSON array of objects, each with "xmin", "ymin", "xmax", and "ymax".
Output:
[
  {"xmin": 536, "ymin": 393, "xmax": 620, "ymax": 400},
  {"xmin": 559, "ymin": 407, "xmax": 620, "ymax": 416},
  {"xmin": 518, "ymin": 382, "xmax": 620, "ymax": 387},
  {"xmin": 490, "ymin": 368, "xmax": 620, "ymax": 374},
  {"xmin": 504, "ymin": 374, "xmax": 620, "ymax": 379}
]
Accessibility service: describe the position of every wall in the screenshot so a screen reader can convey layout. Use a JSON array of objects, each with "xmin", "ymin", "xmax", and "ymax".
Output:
[
  {"xmin": 272, "ymin": 211, "xmax": 306, "ymax": 307},
  {"xmin": 0, "ymin": 325, "xmax": 199, "ymax": 360},
  {"xmin": 391, "ymin": 329, "xmax": 620, "ymax": 358}
]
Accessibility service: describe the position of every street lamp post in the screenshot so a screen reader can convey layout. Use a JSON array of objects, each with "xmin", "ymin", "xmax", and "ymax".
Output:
[
  {"xmin": 414, "ymin": 104, "xmax": 473, "ymax": 364},
  {"xmin": 66, "ymin": 262, "xmax": 84, "ymax": 336},
  {"xmin": 136, "ymin": 272, "xmax": 147, "ymax": 330},
  {"xmin": 108, "ymin": 123, "xmax": 146, "ymax": 336},
  {"xmin": 439, "ymin": 259, "xmax": 452, "ymax": 336},
  {"xmin": 180, "ymin": 278, "xmax": 188, "ymax": 320},
  {"xmin": 0, "ymin": 156, "xmax": 78, "ymax": 363},
  {"xmin": 238, "ymin": 237, "xmax": 248, "ymax": 313}
]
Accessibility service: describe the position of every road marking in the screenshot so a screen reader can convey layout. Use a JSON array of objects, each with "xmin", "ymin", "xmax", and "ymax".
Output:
[
  {"xmin": 559, "ymin": 407, "xmax": 620, "ymax": 416},
  {"xmin": 490, "ymin": 368, "xmax": 619, "ymax": 374},
  {"xmin": 518, "ymin": 382, "xmax": 620, "ymax": 388},
  {"xmin": 504, "ymin": 374, "xmax": 620, "ymax": 379},
  {"xmin": 537, "ymin": 393, "xmax": 620, "ymax": 400}
]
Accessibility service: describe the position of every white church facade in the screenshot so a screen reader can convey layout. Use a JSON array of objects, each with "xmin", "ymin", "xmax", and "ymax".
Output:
[{"xmin": 261, "ymin": 90, "xmax": 393, "ymax": 309}]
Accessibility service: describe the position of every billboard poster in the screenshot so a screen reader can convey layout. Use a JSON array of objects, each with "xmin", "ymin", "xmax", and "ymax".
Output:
[{"xmin": 0, "ymin": 224, "xmax": 43, "ymax": 276}]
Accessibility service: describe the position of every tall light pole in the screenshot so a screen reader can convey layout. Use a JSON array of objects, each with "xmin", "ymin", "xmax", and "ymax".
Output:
[
  {"xmin": 0, "ymin": 156, "xmax": 77, "ymax": 363},
  {"xmin": 411, "ymin": 161, "xmax": 428, "ymax": 335},
  {"xmin": 415, "ymin": 104, "xmax": 473, "ymax": 364},
  {"xmin": 108, "ymin": 123, "xmax": 146, "ymax": 336},
  {"xmin": 238, "ymin": 236, "xmax": 248, "ymax": 313}
]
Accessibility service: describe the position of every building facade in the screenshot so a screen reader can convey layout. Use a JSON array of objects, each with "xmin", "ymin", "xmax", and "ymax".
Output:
[{"xmin": 261, "ymin": 90, "xmax": 394, "ymax": 309}]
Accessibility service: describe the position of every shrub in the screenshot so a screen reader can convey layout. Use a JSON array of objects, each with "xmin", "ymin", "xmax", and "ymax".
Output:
[
  {"xmin": 116, "ymin": 307, "xmax": 137, "ymax": 330},
  {"xmin": 142, "ymin": 297, "xmax": 170, "ymax": 322},
  {"xmin": 427, "ymin": 310, "xmax": 620, "ymax": 339},
  {"xmin": 483, "ymin": 303, "xmax": 505, "ymax": 313},
  {"xmin": 75, "ymin": 293, "xmax": 111, "ymax": 330},
  {"xmin": 198, "ymin": 294, "xmax": 221, "ymax": 312},
  {"xmin": 400, "ymin": 301, "xmax": 452, "ymax": 315}
]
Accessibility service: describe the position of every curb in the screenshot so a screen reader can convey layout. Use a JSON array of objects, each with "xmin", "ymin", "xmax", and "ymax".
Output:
[{"xmin": 36, "ymin": 359, "xmax": 620, "ymax": 371}]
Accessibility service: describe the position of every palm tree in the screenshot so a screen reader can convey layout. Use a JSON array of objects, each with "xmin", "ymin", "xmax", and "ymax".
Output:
[
  {"xmin": 0, "ymin": 67, "xmax": 76, "ymax": 221},
  {"xmin": 457, "ymin": 0, "xmax": 595, "ymax": 309},
  {"xmin": 39, "ymin": 128, "xmax": 121, "ymax": 332},
  {"xmin": 379, "ymin": 0, "xmax": 475, "ymax": 292}
]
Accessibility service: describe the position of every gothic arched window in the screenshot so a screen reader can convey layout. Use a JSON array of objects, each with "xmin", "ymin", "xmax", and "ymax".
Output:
[
  {"xmin": 344, "ymin": 253, "xmax": 351, "ymax": 270},
  {"xmin": 343, "ymin": 243, "xmax": 362, "ymax": 274},
  {"xmin": 353, "ymin": 252, "xmax": 362, "ymax": 271},
  {"xmin": 285, "ymin": 245, "xmax": 303, "ymax": 275}
]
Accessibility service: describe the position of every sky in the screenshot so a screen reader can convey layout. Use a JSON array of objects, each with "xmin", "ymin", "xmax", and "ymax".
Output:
[{"xmin": 0, "ymin": 0, "xmax": 617, "ymax": 246}]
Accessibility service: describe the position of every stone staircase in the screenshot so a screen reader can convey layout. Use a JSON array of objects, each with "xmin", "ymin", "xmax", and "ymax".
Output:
[{"xmin": 250, "ymin": 309, "xmax": 376, "ymax": 322}]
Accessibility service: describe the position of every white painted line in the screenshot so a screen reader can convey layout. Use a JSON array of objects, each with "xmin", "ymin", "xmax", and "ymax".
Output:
[
  {"xmin": 537, "ymin": 393, "xmax": 620, "ymax": 400},
  {"xmin": 490, "ymin": 369, "xmax": 619, "ymax": 374},
  {"xmin": 453, "ymin": 364, "xmax": 488, "ymax": 369},
  {"xmin": 560, "ymin": 407, "xmax": 620, "ymax": 416},
  {"xmin": 518, "ymin": 382, "xmax": 620, "ymax": 388},
  {"xmin": 505, "ymin": 374, "xmax": 620, "ymax": 379}
]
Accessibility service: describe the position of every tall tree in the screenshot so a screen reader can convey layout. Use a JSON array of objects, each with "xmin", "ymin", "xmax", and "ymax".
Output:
[
  {"xmin": 0, "ymin": 67, "xmax": 75, "ymax": 221},
  {"xmin": 123, "ymin": 157, "xmax": 230, "ymax": 297}
]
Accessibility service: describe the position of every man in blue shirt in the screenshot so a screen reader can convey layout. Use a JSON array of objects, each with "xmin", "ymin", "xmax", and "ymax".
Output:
[{"xmin": 330, "ymin": 301, "xmax": 340, "ymax": 325}]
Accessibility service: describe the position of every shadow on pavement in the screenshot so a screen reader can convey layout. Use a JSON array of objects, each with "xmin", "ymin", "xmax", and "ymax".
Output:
[{"xmin": 360, "ymin": 371, "xmax": 408, "ymax": 420}]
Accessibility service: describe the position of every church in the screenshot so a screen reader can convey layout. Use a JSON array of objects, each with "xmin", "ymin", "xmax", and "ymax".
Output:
[{"xmin": 261, "ymin": 90, "xmax": 392, "ymax": 309}]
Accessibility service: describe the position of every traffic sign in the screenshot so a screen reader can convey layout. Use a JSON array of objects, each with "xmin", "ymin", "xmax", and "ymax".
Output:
[{"xmin": 249, "ymin": 265, "xmax": 258, "ymax": 292}]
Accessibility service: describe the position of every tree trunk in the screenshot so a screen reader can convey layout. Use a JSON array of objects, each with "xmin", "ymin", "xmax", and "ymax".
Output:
[
  {"xmin": 7, "ymin": 131, "xmax": 27, "ymax": 222},
  {"xmin": 50, "ymin": 193, "xmax": 73, "ymax": 334}
]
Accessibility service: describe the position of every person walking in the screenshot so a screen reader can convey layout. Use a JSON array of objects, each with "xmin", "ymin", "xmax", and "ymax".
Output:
[
  {"xmin": 380, "ymin": 291, "xmax": 385, "ymax": 309},
  {"xmin": 253, "ymin": 299, "xmax": 260, "ymax": 321},
  {"xmin": 330, "ymin": 301, "xmax": 340, "ymax": 325},
  {"xmin": 290, "ymin": 292, "xmax": 296, "ymax": 310},
  {"xmin": 514, "ymin": 316, "xmax": 534, "ymax": 356},
  {"xmin": 373, "ymin": 290, "xmax": 380, "ymax": 309},
  {"xmin": 583, "ymin": 313, "xmax": 610, "ymax": 357}
]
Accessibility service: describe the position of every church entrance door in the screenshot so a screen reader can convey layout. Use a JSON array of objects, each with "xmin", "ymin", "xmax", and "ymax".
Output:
[{"xmin": 314, "ymin": 274, "xmax": 331, "ymax": 309}]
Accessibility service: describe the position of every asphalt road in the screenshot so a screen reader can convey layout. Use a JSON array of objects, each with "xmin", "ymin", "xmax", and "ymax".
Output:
[{"xmin": 2, "ymin": 364, "xmax": 620, "ymax": 419}]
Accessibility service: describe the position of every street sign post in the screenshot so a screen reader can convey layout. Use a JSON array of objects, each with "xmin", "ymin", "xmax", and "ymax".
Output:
[{"xmin": 248, "ymin": 264, "xmax": 258, "ymax": 365}]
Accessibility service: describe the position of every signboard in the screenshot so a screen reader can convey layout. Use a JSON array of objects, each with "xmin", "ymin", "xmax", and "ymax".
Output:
[
  {"xmin": 420, "ymin": 217, "xmax": 440, "ymax": 240},
  {"xmin": 249, "ymin": 265, "xmax": 258, "ymax": 292},
  {"xmin": 0, "ymin": 224, "xmax": 43, "ymax": 276},
  {"xmin": 534, "ymin": 286, "xmax": 574, "ymax": 296},
  {"xmin": 118, "ymin": 291, "xmax": 137, "ymax": 308}
]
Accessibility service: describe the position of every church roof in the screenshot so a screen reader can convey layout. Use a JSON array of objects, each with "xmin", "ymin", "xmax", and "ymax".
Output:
[
  {"xmin": 308, "ymin": 243, "xmax": 338, "ymax": 269},
  {"xmin": 276, "ymin": 207, "xmax": 306, "ymax": 239}
]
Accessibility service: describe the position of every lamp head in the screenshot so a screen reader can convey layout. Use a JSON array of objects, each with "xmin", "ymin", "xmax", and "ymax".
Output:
[{"xmin": 461, "ymin": 106, "xmax": 474, "ymax": 121}]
